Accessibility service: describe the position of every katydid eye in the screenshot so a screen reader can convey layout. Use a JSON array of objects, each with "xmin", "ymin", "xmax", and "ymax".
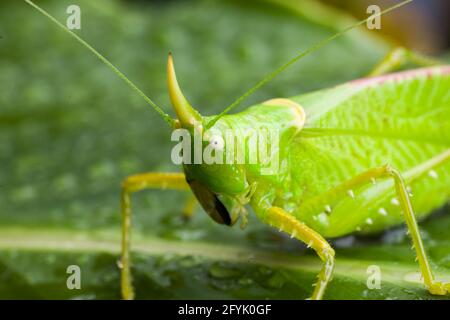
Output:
[{"xmin": 209, "ymin": 135, "xmax": 224, "ymax": 151}]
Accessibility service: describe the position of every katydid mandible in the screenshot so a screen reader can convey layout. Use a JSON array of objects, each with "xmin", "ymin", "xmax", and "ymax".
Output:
[{"xmin": 26, "ymin": 0, "xmax": 450, "ymax": 300}]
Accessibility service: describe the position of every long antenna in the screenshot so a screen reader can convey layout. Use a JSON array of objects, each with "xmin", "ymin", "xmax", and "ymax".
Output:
[
  {"xmin": 206, "ymin": 0, "xmax": 413, "ymax": 129},
  {"xmin": 25, "ymin": 0, "xmax": 174, "ymax": 127}
]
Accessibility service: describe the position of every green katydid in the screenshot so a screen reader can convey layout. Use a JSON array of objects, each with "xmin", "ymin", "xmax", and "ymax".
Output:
[{"xmin": 25, "ymin": 0, "xmax": 450, "ymax": 300}]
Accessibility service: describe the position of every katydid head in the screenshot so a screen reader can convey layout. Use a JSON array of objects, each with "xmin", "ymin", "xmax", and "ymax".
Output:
[
  {"xmin": 26, "ymin": 0, "xmax": 416, "ymax": 230},
  {"xmin": 167, "ymin": 54, "xmax": 253, "ymax": 227},
  {"xmin": 182, "ymin": 159, "xmax": 256, "ymax": 227}
]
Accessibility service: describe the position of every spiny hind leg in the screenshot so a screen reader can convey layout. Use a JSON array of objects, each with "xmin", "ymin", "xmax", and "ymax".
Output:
[
  {"xmin": 301, "ymin": 158, "xmax": 450, "ymax": 295},
  {"xmin": 375, "ymin": 166, "xmax": 448, "ymax": 294},
  {"xmin": 365, "ymin": 166, "xmax": 449, "ymax": 294},
  {"xmin": 368, "ymin": 47, "xmax": 442, "ymax": 76},
  {"xmin": 121, "ymin": 172, "xmax": 189, "ymax": 300},
  {"xmin": 265, "ymin": 207, "xmax": 335, "ymax": 300}
]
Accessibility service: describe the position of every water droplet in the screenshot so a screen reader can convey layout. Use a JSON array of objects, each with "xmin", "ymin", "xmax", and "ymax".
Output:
[
  {"xmin": 378, "ymin": 208, "xmax": 388, "ymax": 216},
  {"xmin": 209, "ymin": 263, "xmax": 241, "ymax": 279},
  {"xmin": 209, "ymin": 135, "xmax": 224, "ymax": 151},
  {"xmin": 366, "ymin": 218, "xmax": 373, "ymax": 225},
  {"xmin": 89, "ymin": 161, "xmax": 116, "ymax": 179},
  {"xmin": 238, "ymin": 277, "xmax": 253, "ymax": 286},
  {"xmin": 316, "ymin": 212, "xmax": 329, "ymax": 227},
  {"xmin": 265, "ymin": 272, "xmax": 286, "ymax": 289},
  {"xmin": 403, "ymin": 272, "xmax": 422, "ymax": 284},
  {"xmin": 428, "ymin": 170, "xmax": 438, "ymax": 179},
  {"xmin": 390, "ymin": 198, "xmax": 400, "ymax": 206},
  {"xmin": 382, "ymin": 228, "xmax": 406, "ymax": 244},
  {"xmin": 324, "ymin": 205, "xmax": 332, "ymax": 214},
  {"xmin": 54, "ymin": 173, "xmax": 77, "ymax": 194},
  {"xmin": 347, "ymin": 189, "xmax": 355, "ymax": 199},
  {"xmin": 70, "ymin": 294, "xmax": 97, "ymax": 300},
  {"xmin": 12, "ymin": 185, "xmax": 37, "ymax": 202},
  {"xmin": 179, "ymin": 256, "xmax": 201, "ymax": 268},
  {"xmin": 401, "ymin": 288, "xmax": 419, "ymax": 297}
]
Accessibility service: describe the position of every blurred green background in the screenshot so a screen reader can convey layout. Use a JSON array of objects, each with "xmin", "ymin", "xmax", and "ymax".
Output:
[
  {"xmin": 0, "ymin": 0, "xmax": 449, "ymax": 299},
  {"xmin": 325, "ymin": 0, "xmax": 450, "ymax": 54}
]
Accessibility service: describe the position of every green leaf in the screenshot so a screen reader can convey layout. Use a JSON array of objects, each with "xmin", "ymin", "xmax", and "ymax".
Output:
[{"xmin": 1, "ymin": 0, "xmax": 448, "ymax": 299}]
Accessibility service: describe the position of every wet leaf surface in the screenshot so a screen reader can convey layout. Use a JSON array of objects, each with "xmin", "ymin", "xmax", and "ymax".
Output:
[{"xmin": 1, "ymin": 0, "xmax": 448, "ymax": 299}]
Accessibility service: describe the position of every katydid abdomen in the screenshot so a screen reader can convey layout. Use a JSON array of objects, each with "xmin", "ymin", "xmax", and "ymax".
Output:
[{"xmin": 281, "ymin": 66, "xmax": 450, "ymax": 237}]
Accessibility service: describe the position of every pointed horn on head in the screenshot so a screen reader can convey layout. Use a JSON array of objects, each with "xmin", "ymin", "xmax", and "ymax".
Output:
[{"xmin": 167, "ymin": 53, "xmax": 201, "ymax": 127}]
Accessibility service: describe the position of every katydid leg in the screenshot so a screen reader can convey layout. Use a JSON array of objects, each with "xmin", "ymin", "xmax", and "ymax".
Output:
[
  {"xmin": 301, "ymin": 161, "xmax": 450, "ymax": 295},
  {"xmin": 381, "ymin": 166, "xmax": 449, "ymax": 295},
  {"xmin": 265, "ymin": 207, "xmax": 335, "ymax": 300},
  {"xmin": 120, "ymin": 172, "xmax": 189, "ymax": 300},
  {"xmin": 182, "ymin": 195, "xmax": 198, "ymax": 220},
  {"xmin": 368, "ymin": 47, "xmax": 442, "ymax": 76}
]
